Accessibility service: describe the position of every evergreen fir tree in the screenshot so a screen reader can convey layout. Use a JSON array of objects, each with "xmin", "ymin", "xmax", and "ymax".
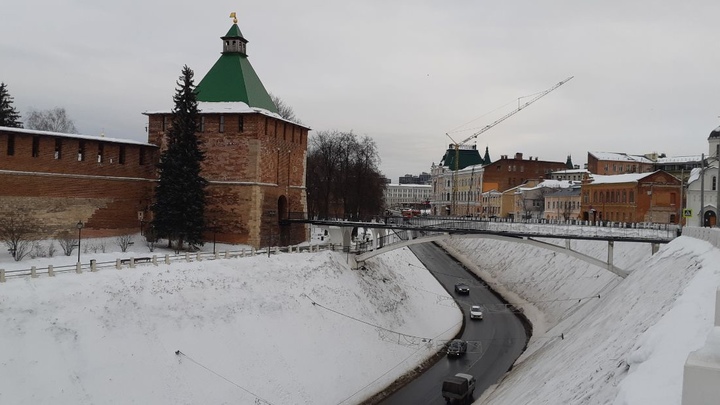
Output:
[
  {"xmin": 0, "ymin": 82, "xmax": 22, "ymax": 128},
  {"xmin": 566, "ymin": 154, "xmax": 574, "ymax": 169},
  {"xmin": 152, "ymin": 66, "xmax": 207, "ymax": 249},
  {"xmin": 483, "ymin": 146, "xmax": 491, "ymax": 165}
]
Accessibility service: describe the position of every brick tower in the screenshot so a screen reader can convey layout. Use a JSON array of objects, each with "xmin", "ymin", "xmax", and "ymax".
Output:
[{"xmin": 145, "ymin": 16, "xmax": 308, "ymax": 248}]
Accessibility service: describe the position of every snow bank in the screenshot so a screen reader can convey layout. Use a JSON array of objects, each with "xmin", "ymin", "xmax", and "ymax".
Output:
[
  {"xmin": 0, "ymin": 248, "xmax": 461, "ymax": 405},
  {"xmin": 442, "ymin": 236, "xmax": 720, "ymax": 405}
]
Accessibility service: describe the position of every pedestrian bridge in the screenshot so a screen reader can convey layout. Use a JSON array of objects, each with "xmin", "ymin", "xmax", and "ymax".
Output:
[{"xmin": 285, "ymin": 216, "xmax": 680, "ymax": 278}]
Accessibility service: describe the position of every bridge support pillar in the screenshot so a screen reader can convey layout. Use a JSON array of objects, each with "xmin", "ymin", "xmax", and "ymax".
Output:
[
  {"xmin": 651, "ymin": 243, "xmax": 660, "ymax": 255},
  {"xmin": 608, "ymin": 240, "xmax": 614, "ymax": 270},
  {"xmin": 565, "ymin": 239, "xmax": 571, "ymax": 250}
]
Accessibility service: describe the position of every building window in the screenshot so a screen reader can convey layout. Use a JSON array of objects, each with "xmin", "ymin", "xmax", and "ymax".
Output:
[
  {"xmin": 139, "ymin": 148, "xmax": 145, "ymax": 165},
  {"xmin": 97, "ymin": 143, "xmax": 104, "ymax": 163},
  {"xmin": 629, "ymin": 191, "xmax": 635, "ymax": 203},
  {"xmin": 54, "ymin": 138, "xmax": 62, "ymax": 159},
  {"xmin": 219, "ymin": 115, "xmax": 225, "ymax": 133},
  {"xmin": 6, "ymin": 134, "xmax": 14, "ymax": 156},
  {"xmin": 200, "ymin": 117, "xmax": 205, "ymax": 132},
  {"xmin": 713, "ymin": 176, "xmax": 717, "ymax": 191},
  {"xmin": 671, "ymin": 192, "xmax": 676, "ymax": 205},
  {"xmin": 239, "ymin": 115, "xmax": 244, "ymax": 132},
  {"xmin": 162, "ymin": 116, "xmax": 167, "ymax": 132},
  {"xmin": 119, "ymin": 145, "xmax": 126, "ymax": 164},
  {"xmin": 32, "ymin": 136, "xmax": 40, "ymax": 157},
  {"xmin": 78, "ymin": 141, "xmax": 85, "ymax": 161}
]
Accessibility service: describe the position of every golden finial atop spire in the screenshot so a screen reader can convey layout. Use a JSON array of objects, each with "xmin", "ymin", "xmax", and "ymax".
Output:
[{"xmin": 229, "ymin": 12, "xmax": 237, "ymax": 24}]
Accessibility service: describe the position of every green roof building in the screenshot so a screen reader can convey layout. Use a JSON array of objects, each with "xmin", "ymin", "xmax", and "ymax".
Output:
[{"xmin": 195, "ymin": 23, "xmax": 278, "ymax": 113}]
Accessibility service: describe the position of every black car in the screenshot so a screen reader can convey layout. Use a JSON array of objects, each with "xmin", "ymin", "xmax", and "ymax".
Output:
[
  {"xmin": 454, "ymin": 283, "xmax": 470, "ymax": 295},
  {"xmin": 447, "ymin": 339, "xmax": 467, "ymax": 357}
]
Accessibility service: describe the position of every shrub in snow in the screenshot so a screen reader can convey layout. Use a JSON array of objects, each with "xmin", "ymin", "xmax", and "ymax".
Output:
[{"xmin": 56, "ymin": 231, "xmax": 77, "ymax": 257}]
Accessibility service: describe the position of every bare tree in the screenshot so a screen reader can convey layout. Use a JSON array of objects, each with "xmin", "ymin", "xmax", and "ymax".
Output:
[
  {"xmin": 269, "ymin": 93, "xmax": 301, "ymax": 124},
  {"xmin": 0, "ymin": 209, "xmax": 41, "ymax": 261},
  {"xmin": 25, "ymin": 107, "xmax": 78, "ymax": 133},
  {"xmin": 56, "ymin": 231, "xmax": 78, "ymax": 256},
  {"xmin": 307, "ymin": 130, "xmax": 386, "ymax": 220},
  {"xmin": 116, "ymin": 234, "xmax": 133, "ymax": 252}
]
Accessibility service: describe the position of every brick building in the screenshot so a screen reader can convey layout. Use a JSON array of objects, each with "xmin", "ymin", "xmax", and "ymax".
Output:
[
  {"xmin": 0, "ymin": 19, "xmax": 308, "ymax": 248},
  {"xmin": 580, "ymin": 171, "xmax": 682, "ymax": 224},
  {"xmin": 587, "ymin": 152, "xmax": 654, "ymax": 175},
  {"xmin": 145, "ymin": 21, "xmax": 309, "ymax": 248},
  {"xmin": 482, "ymin": 153, "xmax": 566, "ymax": 193}
]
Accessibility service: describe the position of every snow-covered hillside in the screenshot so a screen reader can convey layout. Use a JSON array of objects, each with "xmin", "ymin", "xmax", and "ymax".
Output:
[
  {"xmin": 0, "ymin": 246, "xmax": 461, "ymax": 405},
  {"xmin": 442, "ymin": 235, "xmax": 720, "ymax": 405},
  {"xmin": 2, "ymin": 231, "xmax": 719, "ymax": 405}
]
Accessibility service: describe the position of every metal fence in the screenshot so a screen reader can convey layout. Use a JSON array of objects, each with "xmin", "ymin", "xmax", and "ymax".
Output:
[{"xmin": 0, "ymin": 243, "xmax": 336, "ymax": 283}]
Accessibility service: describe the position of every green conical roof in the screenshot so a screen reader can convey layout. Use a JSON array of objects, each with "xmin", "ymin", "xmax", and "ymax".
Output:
[{"xmin": 195, "ymin": 24, "xmax": 278, "ymax": 113}]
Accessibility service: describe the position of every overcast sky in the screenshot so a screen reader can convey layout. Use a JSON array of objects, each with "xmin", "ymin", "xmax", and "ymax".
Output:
[{"xmin": 2, "ymin": 1, "xmax": 720, "ymax": 182}]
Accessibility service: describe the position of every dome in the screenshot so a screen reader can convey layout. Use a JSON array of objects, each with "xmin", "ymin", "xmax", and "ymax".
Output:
[{"xmin": 708, "ymin": 125, "xmax": 720, "ymax": 139}]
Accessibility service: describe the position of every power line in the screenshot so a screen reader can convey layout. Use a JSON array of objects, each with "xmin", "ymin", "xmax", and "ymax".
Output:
[{"xmin": 174, "ymin": 350, "xmax": 276, "ymax": 405}]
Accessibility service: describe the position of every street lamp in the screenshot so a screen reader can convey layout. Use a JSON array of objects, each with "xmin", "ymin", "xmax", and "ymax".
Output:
[{"xmin": 76, "ymin": 221, "xmax": 84, "ymax": 263}]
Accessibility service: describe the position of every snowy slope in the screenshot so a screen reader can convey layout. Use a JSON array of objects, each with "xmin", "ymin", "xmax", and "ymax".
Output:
[
  {"xmin": 442, "ymin": 236, "xmax": 720, "ymax": 405},
  {"xmin": 0, "ymin": 247, "xmax": 461, "ymax": 405}
]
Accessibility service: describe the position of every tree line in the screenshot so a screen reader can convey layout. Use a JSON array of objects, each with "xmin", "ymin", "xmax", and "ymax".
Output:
[{"xmin": 307, "ymin": 130, "xmax": 386, "ymax": 221}]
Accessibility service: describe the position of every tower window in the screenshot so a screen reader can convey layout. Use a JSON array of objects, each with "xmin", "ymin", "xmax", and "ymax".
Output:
[
  {"xmin": 6, "ymin": 134, "xmax": 14, "ymax": 156},
  {"xmin": 219, "ymin": 115, "xmax": 225, "ymax": 133},
  {"xmin": 239, "ymin": 115, "xmax": 244, "ymax": 132},
  {"xmin": 162, "ymin": 116, "xmax": 167, "ymax": 132},
  {"xmin": 97, "ymin": 143, "xmax": 104, "ymax": 163},
  {"xmin": 32, "ymin": 136, "xmax": 40, "ymax": 157},
  {"xmin": 119, "ymin": 145, "xmax": 126, "ymax": 164},
  {"xmin": 200, "ymin": 117, "xmax": 205, "ymax": 132},
  {"xmin": 78, "ymin": 141, "xmax": 85, "ymax": 161},
  {"xmin": 139, "ymin": 148, "xmax": 145, "ymax": 165},
  {"xmin": 54, "ymin": 138, "xmax": 62, "ymax": 159}
]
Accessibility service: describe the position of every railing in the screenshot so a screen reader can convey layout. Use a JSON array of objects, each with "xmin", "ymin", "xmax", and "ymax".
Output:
[{"xmin": 0, "ymin": 244, "xmax": 336, "ymax": 283}]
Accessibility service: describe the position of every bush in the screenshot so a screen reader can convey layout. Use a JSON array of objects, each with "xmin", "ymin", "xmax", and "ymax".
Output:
[{"xmin": 57, "ymin": 231, "xmax": 77, "ymax": 257}]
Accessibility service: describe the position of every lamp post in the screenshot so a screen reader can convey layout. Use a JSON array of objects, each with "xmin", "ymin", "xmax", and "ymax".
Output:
[{"xmin": 76, "ymin": 221, "xmax": 84, "ymax": 263}]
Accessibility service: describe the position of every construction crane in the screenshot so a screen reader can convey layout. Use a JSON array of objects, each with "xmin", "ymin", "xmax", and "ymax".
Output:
[{"xmin": 446, "ymin": 76, "xmax": 574, "ymax": 215}]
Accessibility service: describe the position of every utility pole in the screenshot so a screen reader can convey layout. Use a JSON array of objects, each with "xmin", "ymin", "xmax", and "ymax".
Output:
[{"xmin": 701, "ymin": 153, "xmax": 705, "ymax": 227}]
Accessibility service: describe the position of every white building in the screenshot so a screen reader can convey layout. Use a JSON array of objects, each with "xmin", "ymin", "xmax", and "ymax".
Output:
[
  {"xmin": 384, "ymin": 184, "xmax": 432, "ymax": 210},
  {"xmin": 685, "ymin": 125, "xmax": 720, "ymax": 227}
]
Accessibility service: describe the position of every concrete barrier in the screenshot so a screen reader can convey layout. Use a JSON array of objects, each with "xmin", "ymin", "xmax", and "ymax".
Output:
[{"xmin": 682, "ymin": 288, "xmax": 720, "ymax": 404}]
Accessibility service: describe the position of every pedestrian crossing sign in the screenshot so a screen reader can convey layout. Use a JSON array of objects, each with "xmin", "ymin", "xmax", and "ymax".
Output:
[{"xmin": 682, "ymin": 209, "xmax": 692, "ymax": 218}]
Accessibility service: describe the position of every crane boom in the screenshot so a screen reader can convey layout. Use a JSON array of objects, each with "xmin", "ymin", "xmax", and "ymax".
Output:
[
  {"xmin": 457, "ymin": 75, "xmax": 574, "ymax": 146},
  {"xmin": 446, "ymin": 75, "xmax": 574, "ymax": 216}
]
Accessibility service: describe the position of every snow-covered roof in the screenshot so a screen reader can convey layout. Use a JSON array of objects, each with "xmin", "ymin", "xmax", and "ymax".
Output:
[
  {"xmin": 387, "ymin": 183, "xmax": 431, "ymax": 188},
  {"xmin": 0, "ymin": 126, "xmax": 154, "ymax": 147},
  {"xmin": 587, "ymin": 172, "xmax": 654, "ymax": 185},
  {"xmin": 143, "ymin": 101, "xmax": 310, "ymax": 129},
  {"xmin": 655, "ymin": 155, "xmax": 703, "ymax": 164},
  {"xmin": 589, "ymin": 152, "xmax": 653, "ymax": 164},
  {"xmin": 551, "ymin": 168, "xmax": 589, "ymax": 174},
  {"xmin": 518, "ymin": 179, "xmax": 574, "ymax": 191}
]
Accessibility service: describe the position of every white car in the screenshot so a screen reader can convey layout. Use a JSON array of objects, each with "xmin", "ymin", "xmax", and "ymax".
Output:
[{"xmin": 470, "ymin": 305, "xmax": 483, "ymax": 320}]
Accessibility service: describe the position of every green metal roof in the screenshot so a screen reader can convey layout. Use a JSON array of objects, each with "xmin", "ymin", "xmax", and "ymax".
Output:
[
  {"xmin": 223, "ymin": 24, "xmax": 244, "ymax": 39},
  {"xmin": 195, "ymin": 24, "xmax": 278, "ymax": 113},
  {"xmin": 441, "ymin": 147, "xmax": 484, "ymax": 170}
]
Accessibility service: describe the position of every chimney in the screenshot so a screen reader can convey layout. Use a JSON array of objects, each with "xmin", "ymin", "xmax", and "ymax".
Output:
[{"xmin": 515, "ymin": 153, "xmax": 523, "ymax": 160}]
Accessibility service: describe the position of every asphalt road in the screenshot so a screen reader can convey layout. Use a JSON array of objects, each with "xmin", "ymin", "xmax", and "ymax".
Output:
[{"xmin": 378, "ymin": 242, "xmax": 528, "ymax": 405}]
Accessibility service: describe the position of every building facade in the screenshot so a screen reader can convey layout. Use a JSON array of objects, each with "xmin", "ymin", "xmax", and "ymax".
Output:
[
  {"xmin": 384, "ymin": 184, "xmax": 431, "ymax": 210},
  {"xmin": 482, "ymin": 153, "xmax": 566, "ymax": 193},
  {"xmin": 580, "ymin": 171, "xmax": 682, "ymax": 224},
  {"xmin": 586, "ymin": 152, "xmax": 654, "ymax": 175}
]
